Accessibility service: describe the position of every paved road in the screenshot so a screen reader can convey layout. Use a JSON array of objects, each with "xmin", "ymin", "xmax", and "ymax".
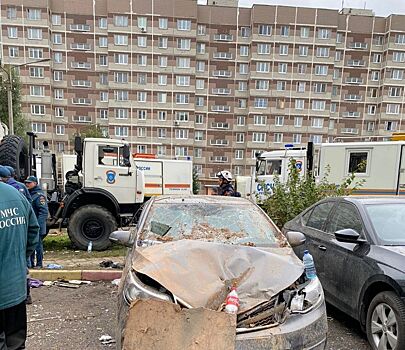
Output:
[{"xmin": 26, "ymin": 283, "xmax": 371, "ymax": 349}]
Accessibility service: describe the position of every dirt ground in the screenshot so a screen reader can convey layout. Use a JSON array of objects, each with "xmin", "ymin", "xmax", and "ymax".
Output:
[{"xmin": 26, "ymin": 282, "xmax": 371, "ymax": 350}]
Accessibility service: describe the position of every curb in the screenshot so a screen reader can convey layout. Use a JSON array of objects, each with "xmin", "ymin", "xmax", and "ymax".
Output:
[{"xmin": 29, "ymin": 269, "xmax": 122, "ymax": 282}]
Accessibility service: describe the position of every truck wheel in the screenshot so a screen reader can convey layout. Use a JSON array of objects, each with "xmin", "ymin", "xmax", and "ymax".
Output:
[
  {"xmin": 68, "ymin": 205, "xmax": 117, "ymax": 251},
  {"xmin": 0, "ymin": 135, "xmax": 28, "ymax": 182},
  {"xmin": 366, "ymin": 291, "xmax": 405, "ymax": 350}
]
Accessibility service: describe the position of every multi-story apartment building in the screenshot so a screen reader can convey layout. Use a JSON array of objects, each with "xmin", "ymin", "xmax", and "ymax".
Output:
[{"xmin": 1, "ymin": 0, "xmax": 405, "ymax": 189}]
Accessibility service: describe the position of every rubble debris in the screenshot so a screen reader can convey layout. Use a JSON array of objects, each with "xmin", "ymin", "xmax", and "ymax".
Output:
[
  {"xmin": 54, "ymin": 281, "xmax": 80, "ymax": 289},
  {"xmin": 111, "ymin": 279, "xmax": 121, "ymax": 286},
  {"xmin": 99, "ymin": 260, "xmax": 124, "ymax": 269},
  {"xmin": 46, "ymin": 263, "xmax": 63, "ymax": 269},
  {"xmin": 99, "ymin": 334, "xmax": 116, "ymax": 345}
]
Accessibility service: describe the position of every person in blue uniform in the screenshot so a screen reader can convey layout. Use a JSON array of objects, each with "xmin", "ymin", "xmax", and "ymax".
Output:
[
  {"xmin": 0, "ymin": 165, "xmax": 32, "ymax": 201},
  {"xmin": 25, "ymin": 176, "xmax": 48, "ymax": 268}
]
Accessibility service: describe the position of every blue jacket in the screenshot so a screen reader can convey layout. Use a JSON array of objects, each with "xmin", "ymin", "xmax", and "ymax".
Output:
[
  {"xmin": 28, "ymin": 185, "xmax": 48, "ymax": 236},
  {"xmin": 0, "ymin": 182, "xmax": 39, "ymax": 310},
  {"xmin": 6, "ymin": 178, "xmax": 32, "ymax": 202}
]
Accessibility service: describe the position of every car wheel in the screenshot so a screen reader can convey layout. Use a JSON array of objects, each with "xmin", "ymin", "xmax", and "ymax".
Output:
[{"xmin": 366, "ymin": 291, "xmax": 405, "ymax": 350}]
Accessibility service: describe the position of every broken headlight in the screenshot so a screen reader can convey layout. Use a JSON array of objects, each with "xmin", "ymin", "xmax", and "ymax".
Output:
[
  {"xmin": 123, "ymin": 269, "xmax": 172, "ymax": 305},
  {"xmin": 290, "ymin": 277, "xmax": 324, "ymax": 314}
]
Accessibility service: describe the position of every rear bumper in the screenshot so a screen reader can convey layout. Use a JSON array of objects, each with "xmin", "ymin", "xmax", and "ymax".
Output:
[{"xmin": 235, "ymin": 301, "xmax": 328, "ymax": 350}]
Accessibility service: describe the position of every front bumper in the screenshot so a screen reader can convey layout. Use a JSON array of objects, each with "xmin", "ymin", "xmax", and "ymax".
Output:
[{"xmin": 235, "ymin": 301, "xmax": 328, "ymax": 350}]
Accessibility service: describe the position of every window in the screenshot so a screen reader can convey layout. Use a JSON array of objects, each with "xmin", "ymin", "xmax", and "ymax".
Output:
[
  {"xmin": 294, "ymin": 117, "xmax": 303, "ymax": 127},
  {"xmin": 30, "ymin": 86, "xmax": 44, "ymax": 96},
  {"xmin": 175, "ymin": 93, "xmax": 189, "ymax": 104},
  {"xmin": 305, "ymin": 202, "xmax": 334, "ymax": 230},
  {"xmin": 336, "ymin": 32, "xmax": 344, "ymax": 43},
  {"xmin": 56, "ymin": 125, "xmax": 65, "ymax": 135},
  {"xmin": 115, "ymin": 53, "xmax": 128, "ymax": 65},
  {"xmin": 137, "ymin": 91, "xmax": 147, "ymax": 102},
  {"xmin": 238, "ymin": 99, "xmax": 247, "ymax": 108},
  {"xmin": 274, "ymin": 133, "xmax": 283, "ymax": 143},
  {"xmin": 158, "ymin": 37, "xmax": 168, "ymax": 49},
  {"xmin": 177, "ymin": 19, "xmax": 191, "ymax": 31},
  {"xmin": 196, "ymin": 61, "xmax": 205, "ymax": 72},
  {"xmin": 195, "ymin": 97, "xmax": 204, "ymax": 107},
  {"xmin": 98, "ymin": 36, "xmax": 107, "ymax": 47},
  {"xmin": 31, "ymin": 104, "xmax": 45, "ymax": 115},
  {"xmin": 177, "ymin": 57, "xmax": 190, "ymax": 69},
  {"xmin": 137, "ymin": 127, "xmax": 147, "ymax": 138},
  {"xmin": 240, "ymin": 26, "xmax": 250, "ymax": 37},
  {"xmin": 54, "ymin": 89, "xmax": 64, "ymax": 100},
  {"xmin": 114, "ymin": 15, "xmax": 128, "ymax": 27},
  {"xmin": 276, "ymin": 81, "xmax": 286, "ymax": 91},
  {"xmin": 393, "ymin": 52, "xmax": 405, "ymax": 63},
  {"xmin": 28, "ymin": 48, "xmax": 43, "ymax": 59},
  {"xmin": 279, "ymin": 44, "xmax": 289, "ymax": 56},
  {"xmin": 30, "ymin": 67, "xmax": 44, "ymax": 78},
  {"xmin": 389, "ymin": 87, "xmax": 402, "ymax": 97},
  {"xmin": 7, "ymin": 7, "xmax": 17, "ymax": 19},
  {"xmin": 138, "ymin": 110, "xmax": 147, "ymax": 120},
  {"xmin": 326, "ymin": 202, "xmax": 363, "ymax": 235},
  {"xmin": 240, "ymin": 45, "xmax": 249, "ymax": 56},
  {"xmin": 253, "ymin": 132, "xmax": 266, "ymax": 143},
  {"xmin": 293, "ymin": 134, "xmax": 302, "ymax": 144},
  {"xmin": 391, "ymin": 69, "xmax": 403, "ymax": 80},
  {"xmin": 53, "ymin": 33, "xmax": 62, "ymax": 44},
  {"xmin": 274, "ymin": 116, "xmax": 284, "ymax": 126},
  {"xmin": 310, "ymin": 135, "xmax": 323, "ymax": 144},
  {"xmin": 138, "ymin": 16, "xmax": 147, "ymax": 29},
  {"xmin": 194, "ymin": 130, "xmax": 203, "ymax": 141},
  {"xmin": 8, "ymin": 27, "xmax": 18, "ymax": 38},
  {"xmin": 100, "ymin": 91, "xmax": 108, "ymax": 102},
  {"xmin": 175, "ymin": 129, "xmax": 189, "ymax": 139},
  {"xmin": 159, "ymin": 56, "xmax": 168, "ymax": 67},
  {"xmin": 315, "ymin": 65, "xmax": 328, "ymax": 75},
  {"xmin": 348, "ymin": 152, "xmax": 368, "ymax": 173},
  {"xmin": 253, "ymin": 115, "xmax": 267, "ymax": 125},
  {"xmin": 257, "ymin": 43, "xmax": 270, "ymax": 55},
  {"xmin": 115, "ymin": 90, "xmax": 129, "ymax": 101},
  {"xmin": 236, "ymin": 116, "xmax": 245, "ymax": 126},
  {"xmin": 299, "ymin": 45, "xmax": 308, "ymax": 56},
  {"xmin": 239, "ymin": 63, "xmax": 248, "ymax": 75},
  {"xmin": 387, "ymin": 104, "xmax": 400, "ymax": 114},
  {"xmin": 278, "ymin": 63, "xmax": 287, "ymax": 74},
  {"xmin": 385, "ymin": 121, "xmax": 398, "ymax": 132},
  {"xmin": 297, "ymin": 81, "xmax": 306, "ymax": 93},
  {"xmin": 27, "ymin": 28, "xmax": 42, "ymax": 40},
  {"xmin": 312, "ymin": 100, "xmax": 326, "ymax": 111},
  {"xmin": 158, "ymin": 93, "xmax": 167, "ymax": 103},
  {"xmin": 395, "ymin": 34, "xmax": 405, "ymax": 44},
  {"xmin": 368, "ymin": 105, "xmax": 376, "ymax": 115},
  {"xmin": 137, "ymin": 36, "xmax": 147, "ymax": 47},
  {"xmin": 300, "ymin": 27, "xmax": 310, "ymax": 38},
  {"xmin": 367, "ymin": 122, "xmax": 375, "ymax": 132},
  {"xmin": 98, "ymin": 17, "xmax": 107, "ymax": 29},
  {"xmin": 99, "ymin": 55, "xmax": 108, "ymax": 66},
  {"xmin": 99, "ymin": 109, "xmax": 108, "ymax": 119},
  {"xmin": 258, "ymin": 24, "xmax": 272, "ymax": 36},
  {"xmin": 137, "ymin": 145, "xmax": 147, "ymax": 154},
  {"xmin": 32, "ymin": 123, "xmax": 46, "ymax": 133},
  {"xmin": 8, "ymin": 47, "xmax": 19, "ymax": 57},
  {"xmin": 196, "ymin": 79, "xmax": 205, "ymax": 90},
  {"xmin": 312, "ymin": 117, "xmax": 324, "ymax": 128},
  {"xmin": 316, "ymin": 47, "xmax": 330, "ymax": 57},
  {"xmin": 313, "ymin": 83, "xmax": 327, "ymax": 93},
  {"xmin": 295, "ymin": 99, "xmax": 305, "ymax": 110},
  {"xmin": 176, "ymin": 75, "xmax": 190, "ymax": 86},
  {"xmin": 53, "ymin": 52, "xmax": 63, "ymax": 63},
  {"xmin": 137, "ymin": 55, "xmax": 147, "ymax": 66},
  {"xmin": 330, "ymin": 103, "xmax": 337, "ymax": 113},
  {"xmin": 256, "ymin": 62, "xmax": 270, "ymax": 73},
  {"xmin": 158, "ymin": 128, "xmax": 167, "ymax": 139},
  {"xmin": 335, "ymin": 51, "xmax": 342, "ymax": 61},
  {"xmin": 256, "ymin": 80, "xmax": 269, "ymax": 90},
  {"xmin": 159, "ymin": 18, "xmax": 168, "ymax": 30},
  {"xmin": 198, "ymin": 25, "xmax": 206, "ymax": 35},
  {"xmin": 115, "ymin": 127, "xmax": 128, "ymax": 137},
  {"xmin": 177, "ymin": 38, "xmax": 191, "ymax": 50},
  {"xmin": 114, "ymin": 35, "xmax": 128, "ymax": 46},
  {"xmin": 175, "ymin": 147, "xmax": 188, "ymax": 157},
  {"xmin": 280, "ymin": 25, "xmax": 289, "ymax": 37},
  {"xmin": 196, "ymin": 114, "xmax": 204, "ymax": 124},
  {"xmin": 156, "ymin": 74, "xmax": 166, "ymax": 86},
  {"xmin": 318, "ymin": 28, "xmax": 331, "ymax": 40},
  {"xmin": 157, "ymin": 146, "xmax": 166, "ymax": 157},
  {"xmin": 373, "ymin": 53, "xmax": 382, "ymax": 63},
  {"xmin": 236, "ymin": 133, "xmax": 245, "ymax": 143},
  {"xmin": 27, "ymin": 8, "xmax": 41, "ymax": 20},
  {"xmin": 99, "ymin": 73, "xmax": 108, "ymax": 85},
  {"xmin": 235, "ymin": 150, "xmax": 244, "ymax": 159},
  {"xmin": 254, "ymin": 98, "xmax": 268, "ymax": 108},
  {"xmin": 297, "ymin": 64, "xmax": 307, "ymax": 74}
]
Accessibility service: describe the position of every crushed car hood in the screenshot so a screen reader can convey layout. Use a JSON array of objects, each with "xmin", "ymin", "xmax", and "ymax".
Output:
[{"xmin": 132, "ymin": 240, "xmax": 304, "ymax": 313}]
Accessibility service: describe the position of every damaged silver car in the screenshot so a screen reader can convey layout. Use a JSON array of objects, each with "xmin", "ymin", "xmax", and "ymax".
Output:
[{"xmin": 111, "ymin": 196, "xmax": 328, "ymax": 349}]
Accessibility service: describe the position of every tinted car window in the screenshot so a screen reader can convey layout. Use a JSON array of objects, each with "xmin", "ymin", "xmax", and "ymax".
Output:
[
  {"xmin": 327, "ymin": 202, "xmax": 363, "ymax": 235},
  {"xmin": 305, "ymin": 202, "xmax": 334, "ymax": 230}
]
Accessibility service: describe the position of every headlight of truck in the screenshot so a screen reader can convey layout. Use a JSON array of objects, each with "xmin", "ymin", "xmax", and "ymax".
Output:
[
  {"xmin": 290, "ymin": 277, "xmax": 324, "ymax": 314},
  {"xmin": 123, "ymin": 269, "xmax": 172, "ymax": 305}
]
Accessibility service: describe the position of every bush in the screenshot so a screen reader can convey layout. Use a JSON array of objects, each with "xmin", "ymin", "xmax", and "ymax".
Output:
[{"xmin": 260, "ymin": 159, "xmax": 365, "ymax": 229}]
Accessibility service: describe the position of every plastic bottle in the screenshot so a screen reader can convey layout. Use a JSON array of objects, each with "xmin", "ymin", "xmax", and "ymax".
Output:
[
  {"xmin": 303, "ymin": 250, "xmax": 317, "ymax": 280},
  {"xmin": 225, "ymin": 287, "xmax": 240, "ymax": 314},
  {"xmin": 87, "ymin": 241, "xmax": 93, "ymax": 253}
]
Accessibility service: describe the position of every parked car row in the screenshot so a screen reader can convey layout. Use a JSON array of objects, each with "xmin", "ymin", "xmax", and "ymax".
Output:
[{"xmin": 111, "ymin": 195, "xmax": 405, "ymax": 350}]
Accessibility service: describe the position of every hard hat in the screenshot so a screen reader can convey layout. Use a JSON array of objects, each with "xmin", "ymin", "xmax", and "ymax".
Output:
[{"xmin": 217, "ymin": 170, "xmax": 233, "ymax": 182}]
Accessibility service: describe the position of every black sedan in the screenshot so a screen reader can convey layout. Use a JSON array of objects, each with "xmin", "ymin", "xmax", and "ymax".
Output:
[{"xmin": 283, "ymin": 196, "xmax": 405, "ymax": 350}]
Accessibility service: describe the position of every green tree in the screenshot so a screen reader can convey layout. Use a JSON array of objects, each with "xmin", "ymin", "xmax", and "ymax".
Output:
[
  {"xmin": 0, "ymin": 67, "xmax": 26, "ymax": 137},
  {"xmin": 260, "ymin": 159, "xmax": 365, "ymax": 229},
  {"xmin": 78, "ymin": 124, "xmax": 107, "ymax": 139},
  {"xmin": 192, "ymin": 169, "xmax": 200, "ymax": 194}
]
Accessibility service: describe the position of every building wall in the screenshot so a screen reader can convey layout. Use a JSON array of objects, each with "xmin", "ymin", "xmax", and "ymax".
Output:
[{"xmin": 1, "ymin": 0, "xmax": 405, "ymax": 189}]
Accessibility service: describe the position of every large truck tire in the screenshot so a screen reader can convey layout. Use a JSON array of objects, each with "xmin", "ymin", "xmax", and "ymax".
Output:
[
  {"xmin": 67, "ymin": 205, "xmax": 117, "ymax": 251},
  {"xmin": 0, "ymin": 135, "xmax": 28, "ymax": 182}
]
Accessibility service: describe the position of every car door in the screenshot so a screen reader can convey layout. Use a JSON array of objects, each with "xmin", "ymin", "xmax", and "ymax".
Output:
[
  {"xmin": 321, "ymin": 201, "xmax": 370, "ymax": 318},
  {"xmin": 294, "ymin": 201, "xmax": 336, "ymax": 283}
]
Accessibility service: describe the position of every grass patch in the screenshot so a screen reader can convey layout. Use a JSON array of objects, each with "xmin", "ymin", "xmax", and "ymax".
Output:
[{"xmin": 43, "ymin": 233, "xmax": 127, "ymax": 260}]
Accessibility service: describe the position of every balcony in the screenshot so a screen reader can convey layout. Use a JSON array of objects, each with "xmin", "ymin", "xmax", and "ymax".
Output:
[
  {"xmin": 209, "ymin": 156, "xmax": 228, "ymax": 163},
  {"xmin": 70, "ymin": 24, "xmax": 90, "ymax": 32},
  {"xmin": 213, "ymin": 52, "xmax": 233, "ymax": 60},
  {"xmin": 211, "ymin": 105, "xmax": 231, "ymax": 112},
  {"xmin": 70, "ymin": 43, "xmax": 91, "ymax": 51},
  {"xmin": 345, "ymin": 77, "xmax": 363, "ymax": 84},
  {"xmin": 212, "ymin": 70, "xmax": 232, "ymax": 78},
  {"xmin": 344, "ymin": 94, "xmax": 362, "ymax": 101},
  {"xmin": 72, "ymin": 115, "xmax": 92, "ymax": 123},
  {"xmin": 71, "ymin": 80, "xmax": 91, "ymax": 88},
  {"xmin": 212, "ymin": 88, "xmax": 231, "ymax": 95},
  {"xmin": 341, "ymin": 128, "xmax": 359, "ymax": 134},
  {"xmin": 71, "ymin": 62, "xmax": 91, "ymax": 69},
  {"xmin": 214, "ymin": 34, "xmax": 233, "ymax": 42},
  {"xmin": 347, "ymin": 60, "xmax": 366, "ymax": 67},
  {"xmin": 211, "ymin": 122, "xmax": 229, "ymax": 129},
  {"xmin": 72, "ymin": 98, "xmax": 92, "ymax": 105},
  {"xmin": 349, "ymin": 42, "xmax": 368, "ymax": 50},
  {"xmin": 210, "ymin": 139, "xmax": 229, "ymax": 146},
  {"xmin": 341, "ymin": 111, "xmax": 361, "ymax": 118}
]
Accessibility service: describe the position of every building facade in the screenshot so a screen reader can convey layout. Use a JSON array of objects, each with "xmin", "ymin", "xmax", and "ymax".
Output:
[{"xmin": 1, "ymin": 0, "xmax": 405, "ymax": 188}]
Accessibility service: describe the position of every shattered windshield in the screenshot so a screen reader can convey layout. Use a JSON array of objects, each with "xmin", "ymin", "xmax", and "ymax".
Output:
[{"xmin": 139, "ymin": 203, "xmax": 283, "ymax": 247}]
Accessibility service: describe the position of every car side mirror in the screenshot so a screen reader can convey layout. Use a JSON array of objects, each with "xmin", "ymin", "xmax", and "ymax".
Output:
[
  {"xmin": 285, "ymin": 231, "xmax": 306, "ymax": 247},
  {"xmin": 123, "ymin": 144, "xmax": 131, "ymax": 167},
  {"xmin": 109, "ymin": 230, "xmax": 132, "ymax": 247},
  {"xmin": 335, "ymin": 229, "xmax": 364, "ymax": 243}
]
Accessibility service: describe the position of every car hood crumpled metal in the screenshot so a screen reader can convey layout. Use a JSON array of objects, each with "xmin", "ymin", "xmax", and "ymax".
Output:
[{"xmin": 132, "ymin": 239, "xmax": 304, "ymax": 313}]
